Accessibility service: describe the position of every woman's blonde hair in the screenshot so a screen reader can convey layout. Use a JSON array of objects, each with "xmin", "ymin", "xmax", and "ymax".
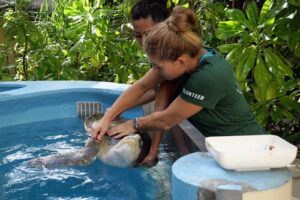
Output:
[{"xmin": 143, "ymin": 6, "xmax": 202, "ymax": 61}]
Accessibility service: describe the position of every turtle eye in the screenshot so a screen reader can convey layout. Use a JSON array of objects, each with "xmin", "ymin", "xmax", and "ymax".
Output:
[
  {"xmin": 139, "ymin": 139, "xmax": 143, "ymax": 147},
  {"xmin": 108, "ymin": 137, "xmax": 119, "ymax": 145}
]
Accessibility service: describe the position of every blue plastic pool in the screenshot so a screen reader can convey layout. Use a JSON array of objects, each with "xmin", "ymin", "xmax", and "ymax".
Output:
[{"xmin": 0, "ymin": 81, "xmax": 175, "ymax": 200}]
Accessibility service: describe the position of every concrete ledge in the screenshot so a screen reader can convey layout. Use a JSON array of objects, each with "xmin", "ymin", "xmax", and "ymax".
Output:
[{"xmin": 177, "ymin": 120, "xmax": 207, "ymax": 152}]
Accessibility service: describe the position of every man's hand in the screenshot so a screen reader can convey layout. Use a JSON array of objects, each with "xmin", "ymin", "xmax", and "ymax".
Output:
[{"xmin": 108, "ymin": 120, "xmax": 136, "ymax": 138}]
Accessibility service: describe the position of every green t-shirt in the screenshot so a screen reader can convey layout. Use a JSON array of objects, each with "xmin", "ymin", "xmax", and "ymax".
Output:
[{"xmin": 180, "ymin": 47, "xmax": 265, "ymax": 137}]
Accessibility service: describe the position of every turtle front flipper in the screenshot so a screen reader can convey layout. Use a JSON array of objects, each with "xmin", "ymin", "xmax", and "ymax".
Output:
[{"xmin": 28, "ymin": 143, "xmax": 99, "ymax": 168}]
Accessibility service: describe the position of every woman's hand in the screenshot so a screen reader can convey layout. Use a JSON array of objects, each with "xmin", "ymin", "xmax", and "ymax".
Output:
[
  {"xmin": 92, "ymin": 117, "xmax": 111, "ymax": 142},
  {"xmin": 108, "ymin": 120, "xmax": 136, "ymax": 138}
]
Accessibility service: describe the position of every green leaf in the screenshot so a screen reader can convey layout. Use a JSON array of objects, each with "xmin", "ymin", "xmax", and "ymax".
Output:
[
  {"xmin": 255, "ymin": 104, "xmax": 269, "ymax": 125},
  {"xmin": 279, "ymin": 96, "xmax": 300, "ymax": 111},
  {"xmin": 225, "ymin": 45, "xmax": 244, "ymax": 64},
  {"xmin": 29, "ymin": 31, "xmax": 40, "ymax": 43},
  {"xmin": 245, "ymin": 0, "xmax": 259, "ymax": 27},
  {"xmin": 235, "ymin": 51, "xmax": 249, "ymax": 81},
  {"xmin": 268, "ymin": 1, "xmax": 288, "ymax": 19},
  {"xmin": 82, "ymin": 39, "xmax": 95, "ymax": 59},
  {"xmin": 254, "ymin": 53, "xmax": 271, "ymax": 90},
  {"xmin": 253, "ymin": 84, "xmax": 265, "ymax": 103},
  {"xmin": 64, "ymin": 22, "xmax": 86, "ymax": 39},
  {"xmin": 295, "ymin": 43, "xmax": 300, "ymax": 57},
  {"xmin": 271, "ymin": 106, "xmax": 294, "ymax": 122},
  {"xmin": 259, "ymin": 0, "xmax": 272, "ymax": 25},
  {"xmin": 215, "ymin": 21, "xmax": 244, "ymax": 39},
  {"xmin": 281, "ymin": 109, "xmax": 295, "ymax": 120},
  {"xmin": 278, "ymin": 79, "xmax": 298, "ymax": 95},
  {"xmin": 264, "ymin": 49, "xmax": 293, "ymax": 78},
  {"xmin": 285, "ymin": 31, "xmax": 300, "ymax": 55},
  {"xmin": 217, "ymin": 43, "xmax": 241, "ymax": 53},
  {"xmin": 16, "ymin": 30, "xmax": 25, "ymax": 43},
  {"xmin": 270, "ymin": 105, "xmax": 284, "ymax": 123},
  {"xmin": 69, "ymin": 39, "xmax": 83, "ymax": 54},
  {"xmin": 225, "ymin": 8, "xmax": 246, "ymax": 21},
  {"xmin": 263, "ymin": 49, "xmax": 283, "ymax": 83},
  {"xmin": 261, "ymin": 16, "xmax": 275, "ymax": 28},
  {"xmin": 288, "ymin": 0, "xmax": 300, "ymax": 7},
  {"xmin": 241, "ymin": 46, "xmax": 257, "ymax": 80},
  {"xmin": 64, "ymin": 7, "xmax": 81, "ymax": 16},
  {"xmin": 225, "ymin": 8, "xmax": 252, "ymax": 29},
  {"xmin": 172, "ymin": 0, "xmax": 179, "ymax": 4},
  {"xmin": 266, "ymin": 81, "xmax": 277, "ymax": 100}
]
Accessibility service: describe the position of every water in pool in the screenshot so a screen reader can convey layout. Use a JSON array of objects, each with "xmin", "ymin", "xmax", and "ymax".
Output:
[{"xmin": 0, "ymin": 119, "xmax": 177, "ymax": 200}]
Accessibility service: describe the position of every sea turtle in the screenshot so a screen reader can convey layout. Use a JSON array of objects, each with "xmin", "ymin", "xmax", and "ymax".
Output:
[{"xmin": 28, "ymin": 113, "xmax": 150, "ymax": 168}]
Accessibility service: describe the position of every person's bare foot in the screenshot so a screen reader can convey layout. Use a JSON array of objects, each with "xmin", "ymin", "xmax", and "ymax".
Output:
[{"xmin": 139, "ymin": 154, "xmax": 158, "ymax": 167}]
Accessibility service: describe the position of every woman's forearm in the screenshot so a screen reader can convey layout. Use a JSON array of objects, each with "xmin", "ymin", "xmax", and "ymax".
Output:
[
  {"xmin": 134, "ymin": 96, "xmax": 203, "ymax": 132},
  {"xmin": 137, "ymin": 111, "xmax": 174, "ymax": 131}
]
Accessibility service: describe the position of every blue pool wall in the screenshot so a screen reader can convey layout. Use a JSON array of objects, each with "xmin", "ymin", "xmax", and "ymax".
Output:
[{"xmin": 0, "ymin": 81, "xmax": 144, "ymax": 130}]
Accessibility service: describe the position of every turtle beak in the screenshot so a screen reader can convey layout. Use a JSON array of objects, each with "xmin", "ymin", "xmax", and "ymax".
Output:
[{"xmin": 102, "ymin": 135, "xmax": 120, "ymax": 145}]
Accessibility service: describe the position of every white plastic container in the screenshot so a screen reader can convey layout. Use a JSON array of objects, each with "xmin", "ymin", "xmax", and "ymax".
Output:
[{"xmin": 205, "ymin": 135, "xmax": 298, "ymax": 171}]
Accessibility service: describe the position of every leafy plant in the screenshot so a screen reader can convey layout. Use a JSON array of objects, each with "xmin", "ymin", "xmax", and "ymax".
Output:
[
  {"xmin": 215, "ymin": 0, "xmax": 300, "ymax": 138},
  {"xmin": 191, "ymin": 0, "xmax": 226, "ymax": 47},
  {"xmin": 2, "ymin": 0, "xmax": 44, "ymax": 80},
  {"xmin": 0, "ymin": 0, "xmax": 149, "ymax": 82}
]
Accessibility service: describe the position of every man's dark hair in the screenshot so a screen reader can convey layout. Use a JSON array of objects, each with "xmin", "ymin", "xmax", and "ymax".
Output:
[{"xmin": 131, "ymin": 0, "xmax": 169, "ymax": 23}]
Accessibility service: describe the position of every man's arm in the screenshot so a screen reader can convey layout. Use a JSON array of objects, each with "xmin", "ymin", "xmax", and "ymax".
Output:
[
  {"xmin": 93, "ymin": 68, "xmax": 164, "ymax": 141},
  {"xmin": 105, "ymin": 68, "xmax": 163, "ymax": 121}
]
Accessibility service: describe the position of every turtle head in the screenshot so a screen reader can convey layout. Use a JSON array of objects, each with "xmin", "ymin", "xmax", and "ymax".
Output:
[
  {"xmin": 84, "ymin": 113, "xmax": 125, "ymax": 137},
  {"xmin": 84, "ymin": 113, "xmax": 105, "ymax": 135},
  {"xmin": 100, "ymin": 134, "xmax": 120, "ymax": 146}
]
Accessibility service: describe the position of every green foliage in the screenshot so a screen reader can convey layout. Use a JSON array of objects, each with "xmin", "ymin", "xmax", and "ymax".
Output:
[
  {"xmin": 0, "ymin": 42, "xmax": 14, "ymax": 80},
  {"xmin": 193, "ymin": 1, "xmax": 226, "ymax": 46},
  {"xmin": 215, "ymin": 0, "xmax": 300, "ymax": 138},
  {"xmin": 0, "ymin": 0, "xmax": 148, "ymax": 83},
  {"xmin": 2, "ymin": 0, "xmax": 43, "ymax": 80}
]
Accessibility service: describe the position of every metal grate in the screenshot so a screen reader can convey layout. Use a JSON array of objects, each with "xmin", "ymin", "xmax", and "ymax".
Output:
[{"xmin": 76, "ymin": 101, "xmax": 103, "ymax": 119}]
